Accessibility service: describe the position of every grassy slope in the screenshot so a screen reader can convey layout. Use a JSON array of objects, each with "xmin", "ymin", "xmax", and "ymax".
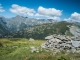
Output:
[{"xmin": 0, "ymin": 38, "xmax": 80, "ymax": 60}]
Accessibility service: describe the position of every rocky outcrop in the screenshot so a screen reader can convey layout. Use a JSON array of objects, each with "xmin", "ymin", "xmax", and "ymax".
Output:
[
  {"xmin": 68, "ymin": 25, "xmax": 80, "ymax": 37},
  {"xmin": 41, "ymin": 35, "xmax": 80, "ymax": 53}
]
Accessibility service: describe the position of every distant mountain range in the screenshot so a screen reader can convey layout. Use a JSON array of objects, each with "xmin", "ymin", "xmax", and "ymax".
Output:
[
  {"xmin": 0, "ymin": 17, "xmax": 9, "ymax": 37},
  {"xmin": 0, "ymin": 15, "xmax": 56, "ymax": 32},
  {"xmin": 0, "ymin": 15, "xmax": 80, "ymax": 39},
  {"xmin": 4, "ymin": 21, "xmax": 75, "ymax": 39}
]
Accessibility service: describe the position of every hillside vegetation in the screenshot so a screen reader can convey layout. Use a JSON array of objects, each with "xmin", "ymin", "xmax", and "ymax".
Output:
[{"xmin": 5, "ymin": 21, "xmax": 73, "ymax": 39}]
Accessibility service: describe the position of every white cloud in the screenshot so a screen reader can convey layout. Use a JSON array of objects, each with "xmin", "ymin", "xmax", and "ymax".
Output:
[
  {"xmin": 64, "ymin": 12, "xmax": 80, "ymax": 22},
  {"xmin": 0, "ymin": 4, "xmax": 5, "ymax": 12},
  {"xmin": 37, "ymin": 6, "xmax": 62, "ymax": 17},
  {"xmin": 9, "ymin": 4, "xmax": 36, "ymax": 16},
  {"xmin": 35, "ymin": 6, "xmax": 62, "ymax": 20}
]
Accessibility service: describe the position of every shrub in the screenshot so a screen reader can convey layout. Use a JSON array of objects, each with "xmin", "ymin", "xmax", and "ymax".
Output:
[
  {"xmin": 57, "ymin": 56, "xmax": 67, "ymax": 60},
  {"xmin": 0, "ymin": 42, "xmax": 3, "ymax": 47}
]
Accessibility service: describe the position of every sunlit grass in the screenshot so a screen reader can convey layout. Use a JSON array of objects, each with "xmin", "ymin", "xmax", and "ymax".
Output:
[{"xmin": 0, "ymin": 38, "xmax": 80, "ymax": 60}]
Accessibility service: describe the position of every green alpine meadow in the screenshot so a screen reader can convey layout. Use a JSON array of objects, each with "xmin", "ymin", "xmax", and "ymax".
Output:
[
  {"xmin": 0, "ymin": 0, "xmax": 80, "ymax": 60},
  {"xmin": 0, "ymin": 38, "xmax": 80, "ymax": 60}
]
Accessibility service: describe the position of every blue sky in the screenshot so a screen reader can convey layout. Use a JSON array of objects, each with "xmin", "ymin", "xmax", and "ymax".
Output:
[{"xmin": 0, "ymin": 0, "xmax": 80, "ymax": 21}]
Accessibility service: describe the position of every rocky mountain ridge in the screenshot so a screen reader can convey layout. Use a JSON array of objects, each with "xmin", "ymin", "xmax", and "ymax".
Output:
[{"xmin": 0, "ymin": 15, "xmax": 56, "ymax": 32}]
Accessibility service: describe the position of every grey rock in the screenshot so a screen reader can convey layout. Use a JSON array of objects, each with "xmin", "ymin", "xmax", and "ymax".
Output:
[{"xmin": 41, "ymin": 34, "xmax": 80, "ymax": 53}]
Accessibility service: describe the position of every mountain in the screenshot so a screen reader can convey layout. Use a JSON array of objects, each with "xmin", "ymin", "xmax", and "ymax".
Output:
[
  {"xmin": 5, "ymin": 21, "xmax": 75, "ymax": 39},
  {"xmin": 0, "ymin": 16, "xmax": 9, "ymax": 37},
  {"xmin": 0, "ymin": 15, "xmax": 80, "ymax": 39},
  {"xmin": 66, "ymin": 20, "xmax": 80, "ymax": 26},
  {"xmin": 73, "ymin": 22, "xmax": 80, "ymax": 26},
  {"xmin": 4, "ymin": 15, "xmax": 55, "ymax": 32},
  {"xmin": 0, "ymin": 15, "xmax": 57, "ymax": 37}
]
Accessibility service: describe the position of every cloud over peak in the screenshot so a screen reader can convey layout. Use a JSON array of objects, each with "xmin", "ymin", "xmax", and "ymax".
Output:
[
  {"xmin": 0, "ymin": 4, "xmax": 5, "ymax": 12},
  {"xmin": 36, "ymin": 6, "xmax": 62, "ymax": 20},
  {"xmin": 64, "ymin": 12, "xmax": 80, "ymax": 22},
  {"xmin": 38, "ymin": 6, "xmax": 62, "ymax": 17},
  {"xmin": 9, "ymin": 4, "xmax": 36, "ymax": 16}
]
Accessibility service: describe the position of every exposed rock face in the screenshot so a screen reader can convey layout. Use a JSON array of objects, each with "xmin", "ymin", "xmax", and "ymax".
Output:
[
  {"xmin": 68, "ymin": 25, "xmax": 80, "ymax": 37},
  {"xmin": 41, "ymin": 35, "xmax": 80, "ymax": 53}
]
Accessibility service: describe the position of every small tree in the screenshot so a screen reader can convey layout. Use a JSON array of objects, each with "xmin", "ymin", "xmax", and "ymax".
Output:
[
  {"xmin": 65, "ymin": 30, "xmax": 73, "ymax": 36},
  {"xmin": 57, "ymin": 56, "xmax": 67, "ymax": 60}
]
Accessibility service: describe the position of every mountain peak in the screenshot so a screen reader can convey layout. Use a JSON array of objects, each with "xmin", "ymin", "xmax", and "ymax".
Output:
[
  {"xmin": 14, "ymin": 15, "xmax": 28, "ymax": 19},
  {"xmin": 15, "ymin": 15, "xmax": 22, "ymax": 18}
]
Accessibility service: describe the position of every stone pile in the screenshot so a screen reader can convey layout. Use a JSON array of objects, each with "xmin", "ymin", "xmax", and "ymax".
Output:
[{"xmin": 41, "ymin": 35, "xmax": 80, "ymax": 53}]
